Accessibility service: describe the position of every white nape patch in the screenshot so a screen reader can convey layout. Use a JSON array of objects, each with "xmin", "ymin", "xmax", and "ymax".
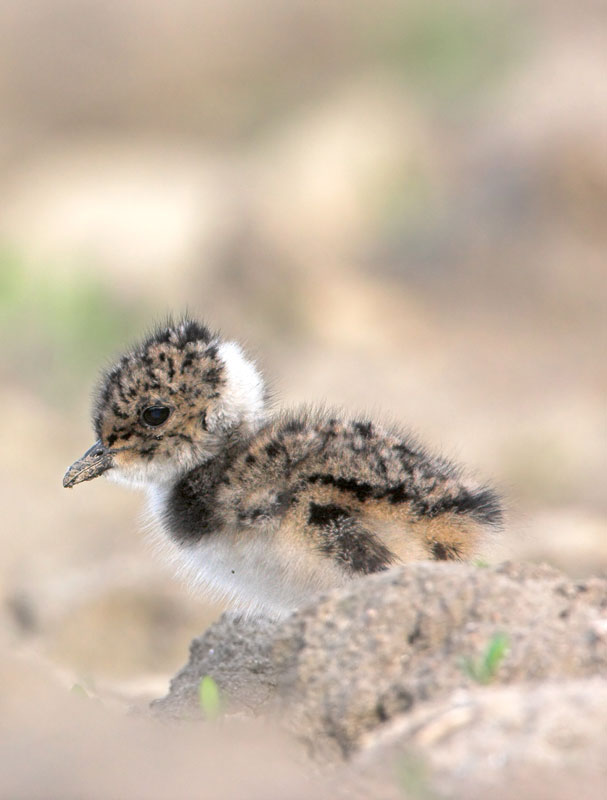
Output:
[{"xmin": 210, "ymin": 341, "xmax": 266, "ymax": 433}]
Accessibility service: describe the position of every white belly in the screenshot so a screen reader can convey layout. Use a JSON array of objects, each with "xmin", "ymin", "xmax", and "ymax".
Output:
[{"xmin": 144, "ymin": 485, "xmax": 345, "ymax": 618}]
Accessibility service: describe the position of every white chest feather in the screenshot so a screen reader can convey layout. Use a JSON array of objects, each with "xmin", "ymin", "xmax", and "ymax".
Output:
[{"xmin": 144, "ymin": 485, "xmax": 344, "ymax": 618}]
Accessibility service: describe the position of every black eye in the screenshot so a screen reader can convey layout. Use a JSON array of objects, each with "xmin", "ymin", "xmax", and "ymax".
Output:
[{"xmin": 141, "ymin": 405, "xmax": 171, "ymax": 427}]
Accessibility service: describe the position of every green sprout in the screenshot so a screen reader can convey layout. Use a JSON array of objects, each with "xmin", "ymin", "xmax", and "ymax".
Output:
[
  {"xmin": 198, "ymin": 675, "xmax": 223, "ymax": 721},
  {"xmin": 461, "ymin": 632, "xmax": 510, "ymax": 684}
]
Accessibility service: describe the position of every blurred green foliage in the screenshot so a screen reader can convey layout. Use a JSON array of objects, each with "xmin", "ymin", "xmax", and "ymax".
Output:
[
  {"xmin": 0, "ymin": 246, "xmax": 146, "ymax": 403},
  {"xmin": 395, "ymin": 752, "xmax": 438, "ymax": 799},
  {"xmin": 365, "ymin": 1, "xmax": 523, "ymax": 102},
  {"xmin": 235, "ymin": 0, "xmax": 525, "ymax": 138}
]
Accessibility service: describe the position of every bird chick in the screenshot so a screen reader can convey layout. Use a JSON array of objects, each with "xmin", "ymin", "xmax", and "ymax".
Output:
[{"xmin": 64, "ymin": 318, "xmax": 502, "ymax": 617}]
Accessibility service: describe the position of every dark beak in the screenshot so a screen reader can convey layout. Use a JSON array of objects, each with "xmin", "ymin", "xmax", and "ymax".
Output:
[{"xmin": 63, "ymin": 441, "xmax": 114, "ymax": 488}]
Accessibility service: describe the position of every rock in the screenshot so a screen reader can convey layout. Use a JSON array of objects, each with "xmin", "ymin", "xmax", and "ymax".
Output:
[
  {"xmin": 154, "ymin": 561, "xmax": 607, "ymax": 777},
  {"xmin": 152, "ymin": 612, "xmax": 279, "ymax": 718},
  {"xmin": 273, "ymin": 561, "xmax": 607, "ymax": 758},
  {"xmin": 340, "ymin": 679, "xmax": 607, "ymax": 800}
]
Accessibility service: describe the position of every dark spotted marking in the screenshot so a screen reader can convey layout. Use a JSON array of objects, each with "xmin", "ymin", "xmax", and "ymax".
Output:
[
  {"xmin": 306, "ymin": 471, "xmax": 499, "ymax": 525},
  {"xmin": 265, "ymin": 442, "xmax": 281, "ymax": 459},
  {"xmin": 154, "ymin": 330, "xmax": 171, "ymax": 345},
  {"xmin": 431, "ymin": 541, "xmax": 462, "ymax": 561},
  {"xmin": 307, "ymin": 473, "xmax": 375, "ymax": 502},
  {"xmin": 111, "ymin": 403, "xmax": 129, "ymax": 420},
  {"xmin": 354, "ymin": 421, "xmax": 373, "ymax": 438},
  {"xmin": 282, "ymin": 417, "xmax": 306, "ymax": 434},
  {"xmin": 245, "ymin": 453, "xmax": 256, "ymax": 465},
  {"xmin": 407, "ymin": 622, "xmax": 422, "ymax": 645},
  {"xmin": 385, "ymin": 483, "xmax": 413, "ymax": 504},
  {"xmin": 422, "ymin": 488, "xmax": 502, "ymax": 527},
  {"xmin": 152, "ymin": 319, "xmax": 213, "ymax": 347},
  {"xmin": 238, "ymin": 507, "xmax": 266, "ymax": 523},
  {"xmin": 392, "ymin": 442, "xmax": 418, "ymax": 462},
  {"xmin": 203, "ymin": 367, "xmax": 223, "ymax": 386},
  {"xmin": 116, "ymin": 382, "xmax": 130, "ymax": 404},
  {"xmin": 310, "ymin": 505, "xmax": 394, "ymax": 574},
  {"xmin": 308, "ymin": 502, "xmax": 349, "ymax": 527},
  {"xmin": 178, "ymin": 321, "xmax": 213, "ymax": 345}
]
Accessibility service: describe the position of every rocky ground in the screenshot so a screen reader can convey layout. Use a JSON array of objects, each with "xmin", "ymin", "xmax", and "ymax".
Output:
[{"xmin": 153, "ymin": 561, "xmax": 607, "ymax": 798}]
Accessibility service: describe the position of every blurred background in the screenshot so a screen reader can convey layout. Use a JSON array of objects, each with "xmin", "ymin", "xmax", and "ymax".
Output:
[{"xmin": 0, "ymin": 0, "xmax": 605, "ymax": 703}]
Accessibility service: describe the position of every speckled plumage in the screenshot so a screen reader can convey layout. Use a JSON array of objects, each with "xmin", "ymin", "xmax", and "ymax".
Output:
[{"xmin": 64, "ymin": 318, "xmax": 502, "ymax": 617}]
